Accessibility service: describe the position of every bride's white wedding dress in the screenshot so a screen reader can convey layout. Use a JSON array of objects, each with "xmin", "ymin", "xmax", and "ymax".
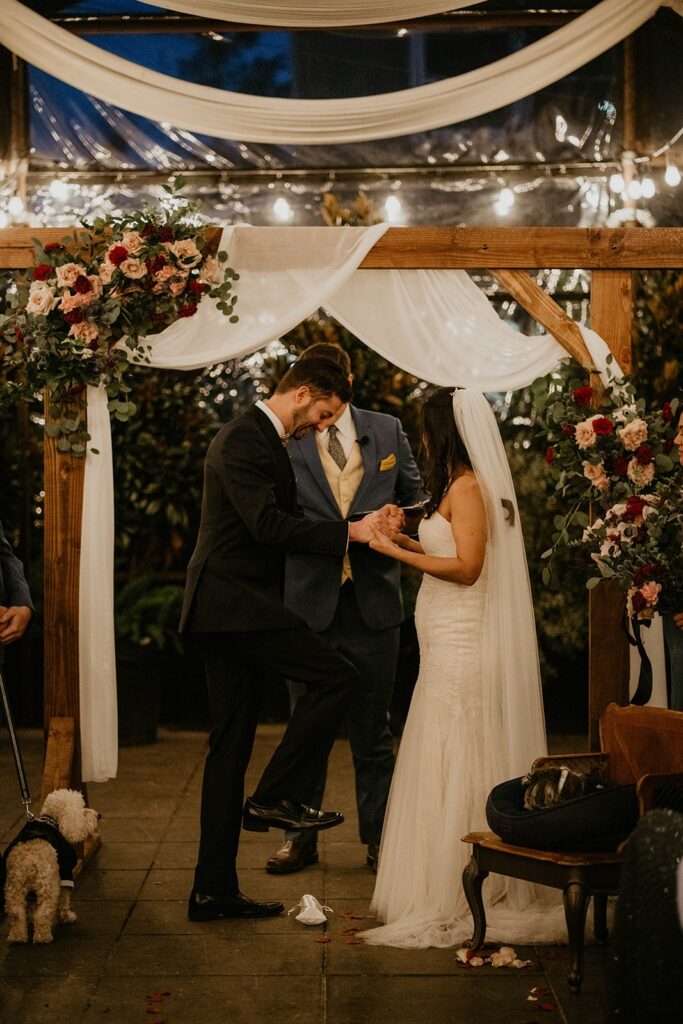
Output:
[{"xmin": 361, "ymin": 390, "xmax": 571, "ymax": 949}]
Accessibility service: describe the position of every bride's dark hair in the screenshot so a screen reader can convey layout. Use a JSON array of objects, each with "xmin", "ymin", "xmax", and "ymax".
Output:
[{"xmin": 420, "ymin": 388, "xmax": 473, "ymax": 517}]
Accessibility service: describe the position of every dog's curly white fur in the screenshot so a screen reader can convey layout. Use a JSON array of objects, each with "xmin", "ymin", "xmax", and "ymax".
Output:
[{"xmin": 4, "ymin": 789, "xmax": 99, "ymax": 944}]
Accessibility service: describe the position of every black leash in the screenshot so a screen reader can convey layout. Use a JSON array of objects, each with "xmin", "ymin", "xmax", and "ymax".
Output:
[{"xmin": 0, "ymin": 665, "xmax": 34, "ymax": 821}]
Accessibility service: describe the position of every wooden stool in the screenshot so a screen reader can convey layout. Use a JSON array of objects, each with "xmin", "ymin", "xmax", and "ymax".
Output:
[{"xmin": 461, "ymin": 831, "xmax": 621, "ymax": 993}]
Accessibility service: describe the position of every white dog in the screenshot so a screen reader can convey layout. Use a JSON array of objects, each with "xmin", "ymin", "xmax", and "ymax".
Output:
[{"xmin": 3, "ymin": 789, "xmax": 99, "ymax": 944}]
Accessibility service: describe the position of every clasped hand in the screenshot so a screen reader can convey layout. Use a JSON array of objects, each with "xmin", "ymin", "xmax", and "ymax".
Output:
[
  {"xmin": 348, "ymin": 504, "xmax": 404, "ymax": 544},
  {"xmin": 0, "ymin": 605, "xmax": 32, "ymax": 645}
]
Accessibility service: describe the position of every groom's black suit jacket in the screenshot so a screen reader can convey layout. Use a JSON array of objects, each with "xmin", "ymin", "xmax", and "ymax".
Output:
[{"xmin": 180, "ymin": 406, "xmax": 348, "ymax": 633}]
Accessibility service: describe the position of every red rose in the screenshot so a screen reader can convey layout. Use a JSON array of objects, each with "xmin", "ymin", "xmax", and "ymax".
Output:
[
  {"xmin": 66, "ymin": 383, "xmax": 86, "ymax": 396},
  {"xmin": 188, "ymin": 278, "xmax": 206, "ymax": 296},
  {"xmin": 140, "ymin": 224, "xmax": 155, "ymax": 238},
  {"xmin": 108, "ymin": 245, "xmax": 129, "ymax": 267},
  {"xmin": 573, "ymin": 386, "xmax": 593, "ymax": 407},
  {"xmin": 635, "ymin": 445, "xmax": 654, "ymax": 465},
  {"xmin": 664, "ymin": 438, "xmax": 675, "ymax": 453},
  {"xmin": 561, "ymin": 424, "xmax": 574, "ymax": 437},
  {"xmin": 177, "ymin": 303, "xmax": 197, "ymax": 318},
  {"xmin": 32, "ymin": 263, "xmax": 53, "ymax": 281},
  {"xmin": 612, "ymin": 458, "xmax": 629, "ymax": 477},
  {"xmin": 158, "ymin": 226, "xmax": 174, "ymax": 243},
  {"xmin": 64, "ymin": 308, "xmax": 84, "ymax": 325},
  {"xmin": 592, "ymin": 417, "xmax": 613, "ymax": 435},
  {"xmin": 545, "ymin": 446, "xmax": 554, "ymax": 465},
  {"xmin": 634, "ymin": 563, "xmax": 662, "ymax": 587},
  {"xmin": 145, "ymin": 254, "xmax": 167, "ymax": 274},
  {"xmin": 14, "ymin": 325, "xmax": 23, "ymax": 341},
  {"xmin": 44, "ymin": 242, "xmax": 64, "ymax": 253},
  {"xmin": 88, "ymin": 340, "xmax": 99, "ymax": 351},
  {"xmin": 662, "ymin": 402, "xmax": 673, "ymax": 422},
  {"xmin": 631, "ymin": 591, "xmax": 647, "ymax": 613},
  {"xmin": 151, "ymin": 313, "xmax": 167, "ymax": 324},
  {"xmin": 73, "ymin": 274, "xmax": 93, "ymax": 294}
]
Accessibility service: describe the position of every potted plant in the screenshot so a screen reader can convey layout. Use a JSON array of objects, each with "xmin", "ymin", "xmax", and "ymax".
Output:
[{"xmin": 114, "ymin": 575, "xmax": 185, "ymax": 746}]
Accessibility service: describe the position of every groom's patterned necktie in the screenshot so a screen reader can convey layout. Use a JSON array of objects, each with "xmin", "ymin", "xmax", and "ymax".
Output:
[{"xmin": 327, "ymin": 424, "xmax": 347, "ymax": 470}]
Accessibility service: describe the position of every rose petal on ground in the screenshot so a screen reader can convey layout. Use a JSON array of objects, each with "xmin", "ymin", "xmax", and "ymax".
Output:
[{"xmin": 314, "ymin": 935, "xmax": 331, "ymax": 943}]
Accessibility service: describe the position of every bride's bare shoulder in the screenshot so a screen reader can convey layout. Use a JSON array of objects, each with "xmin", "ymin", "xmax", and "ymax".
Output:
[{"xmin": 449, "ymin": 471, "xmax": 482, "ymax": 499}]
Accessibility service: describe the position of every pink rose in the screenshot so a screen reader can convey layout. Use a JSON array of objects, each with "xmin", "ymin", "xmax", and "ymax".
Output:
[
  {"xmin": 582, "ymin": 460, "xmax": 609, "ymax": 490},
  {"xmin": 575, "ymin": 420, "xmax": 597, "ymax": 450},
  {"xmin": 55, "ymin": 262, "xmax": 87, "ymax": 289},
  {"xmin": 69, "ymin": 320, "xmax": 99, "ymax": 343},
  {"xmin": 627, "ymin": 459, "xmax": 655, "ymax": 488},
  {"xmin": 618, "ymin": 418, "xmax": 648, "ymax": 452},
  {"xmin": 119, "ymin": 258, "xmax": 147, "ymax": 280},
  {"xmin": 87, "ymin": 274, "xmax": 103, "ymax": 299},
  {"xmin": 169, "ymin": 238, "xmax": 202, "ymax": 268},
  {"xmin": 26, "ymin": 281, "xmax": 58, "ymax": 316},
  {"xmin": 59, "ymin": 290, "xmax": 86, "ymax": 313},
  {"xmin": 153, "ymin": 265, "xmax": 178, "ymax": 284},
  {"xmin": 120, "ymin": 230, "xmax": 143, "ymax": 255},
  {"xmin": 198, "ymin": 255, "xmax": 222, "ymax": 285},
  {"xmin": 99, "ymin": 260, "xmax": 115, "ymax": 285},
  {"xmin": 640, "ymin": 581, "xmax": 662, "ymax": 606}
]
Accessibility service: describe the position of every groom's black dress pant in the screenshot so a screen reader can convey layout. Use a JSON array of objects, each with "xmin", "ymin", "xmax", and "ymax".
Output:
[{"xmin": 193, "ymin": 626, "xmax": 358, "ymax": 896}]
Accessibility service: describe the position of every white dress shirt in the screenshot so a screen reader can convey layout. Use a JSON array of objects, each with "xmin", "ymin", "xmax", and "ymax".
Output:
[
  {"xmin": 255, "ymin": 399, "xmax": 286, "ymax": 439},
  {"xmin": 319, "ymin": 404, "xmax": 357, "ymax": 460}
]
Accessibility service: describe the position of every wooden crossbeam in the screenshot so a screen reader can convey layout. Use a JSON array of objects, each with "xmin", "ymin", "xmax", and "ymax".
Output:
[
  {"xmin": 489, "ymin": 268, "xmax": 593, "ymax": 369},
  {"xmin": 1, "ymin": 226, "xmax": 682, "ymax": 270}
]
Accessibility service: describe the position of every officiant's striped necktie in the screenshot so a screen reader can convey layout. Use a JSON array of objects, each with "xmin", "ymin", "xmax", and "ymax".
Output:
[{"xmin": 327, "ymin": 425, "xmax": 347, "ymax": 470}]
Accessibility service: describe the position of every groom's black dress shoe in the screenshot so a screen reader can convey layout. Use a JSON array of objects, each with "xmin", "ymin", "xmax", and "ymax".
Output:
[
  {"xmin": 265, "ymin": 838, "xmax": 319, "ymax": 874},
  {"xmin": 243, "ymin": 797, "xmax": 344, "ymax": 833},
  {"xmin": 188, "ymin": 890, "xmax": 284, "ymax": 921}
]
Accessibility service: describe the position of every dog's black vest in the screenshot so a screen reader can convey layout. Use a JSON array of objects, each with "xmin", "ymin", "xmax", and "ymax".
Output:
[{"xmin": 3, "ymin": 815, "xmax": 78, "ymax": 887}]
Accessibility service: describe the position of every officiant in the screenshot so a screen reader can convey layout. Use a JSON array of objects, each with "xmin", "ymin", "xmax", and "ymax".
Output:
[{"xmin": 265, "ymin": 343, "xmax": 423, "ymax": 876}]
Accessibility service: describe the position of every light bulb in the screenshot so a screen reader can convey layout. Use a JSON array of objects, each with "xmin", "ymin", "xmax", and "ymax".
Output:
[
  {"xmin": 498, "ymin": 188, "xmax": 515, "ymax": 207},
  {"xmin": 8, "ymin": 195, "xmax": 24, "ymax": 216},
  {"xmin": 609, "ymin": 173, "xmax": 625, "ymax": 193},
  {"xmin": 665, "ymin": 161, "xmax": 681, "ymax": 187},
  {"xmin": 494, "ymin": 199, "xmax": 511, "ymax": 217},
  {"xmin": 49, "ymin": 179, "xmax": 70, "ymax": 202},
  {"xmin": 384, "ymin": 195, "xmax": 402, "ymax": 222},
  {"xmin": 627, "ymin": 179, "xmax": 642, "ymax": 200},
  {"xmin": 272, "ymin": 197, "xmax": 293, "ymax": 222},
  {"xmin": 640, "ymin": 176, "xmax": 655, "ymax": 199},
  {"xmin": 0, "ymin": 210, "xmax": 8, "ymax": 229}
]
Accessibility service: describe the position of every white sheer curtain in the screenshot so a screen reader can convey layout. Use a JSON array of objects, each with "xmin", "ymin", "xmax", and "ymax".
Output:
[
  {"xmin": 1, "ymin": 0, "xmax": 662, "ymax": 143},
  {"xmin": 83, "ymin": 224, "xmax": 617, "ymax": 780},
  {"xmin": 142, "ymin": 1, "xmax": 487, "ymax": 26}
]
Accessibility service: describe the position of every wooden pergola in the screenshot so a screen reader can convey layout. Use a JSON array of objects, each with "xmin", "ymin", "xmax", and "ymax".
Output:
[{"xmin": 1, "ymin": 224, "xmax": 682, "ymax": 820}]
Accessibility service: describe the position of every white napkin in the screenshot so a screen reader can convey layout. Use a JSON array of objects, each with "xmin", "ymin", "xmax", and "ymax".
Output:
[{"xmin": 288, "ymin": 894, "xmax": 334, "ymax": 925}]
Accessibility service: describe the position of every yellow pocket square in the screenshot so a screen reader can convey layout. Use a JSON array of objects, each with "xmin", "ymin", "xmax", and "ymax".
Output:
[{"xmin": 379, "ymin": 454, "xmax": 397, "ymax": 472}]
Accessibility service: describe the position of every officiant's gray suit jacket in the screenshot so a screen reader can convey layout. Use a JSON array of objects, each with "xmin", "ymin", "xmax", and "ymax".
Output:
[{"xmin": 284, "ymin": 406, "xmax": 423, "ymax": 633}]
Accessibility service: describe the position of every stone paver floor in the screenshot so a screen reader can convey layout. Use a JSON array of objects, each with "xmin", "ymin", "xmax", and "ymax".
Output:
[{"xmin": 1, "ymin": 727, "xmax": 611, "ymax": 1024}]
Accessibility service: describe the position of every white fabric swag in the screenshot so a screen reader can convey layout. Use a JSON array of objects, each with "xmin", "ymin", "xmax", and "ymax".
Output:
[
  {"xmin": 1, "ymin": 0, "xmax": 662, "ymax": 144},
  {"xmin": 142, "ymin": 1, "xmax": 487, "ymax": 27},
  {"xmin": 82, "ymin": 224, "xmax": 619, "ymax": 781}
]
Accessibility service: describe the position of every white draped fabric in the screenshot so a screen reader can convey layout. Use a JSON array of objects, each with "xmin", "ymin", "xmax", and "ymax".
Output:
[
  {"xmin": 82, "ymin": 225, "xmax": 616, "ymax": 780},
  {"xmin": 142, "ymin": 1, "xmax": 487, "ymax": 27},
  {"xmin": 0, "ymin": 0, "xmax": 662, "ymax": 144}
]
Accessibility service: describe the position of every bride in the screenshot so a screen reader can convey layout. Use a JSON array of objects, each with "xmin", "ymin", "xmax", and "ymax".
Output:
[{"xmin": 361, "ymin": 387, "xmax": 561, "ymax": 948}]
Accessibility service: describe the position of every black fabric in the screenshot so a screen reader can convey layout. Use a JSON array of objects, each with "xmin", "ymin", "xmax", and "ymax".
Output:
[
  {"xmin": 180, "ymin": 406, "xmax": 348, "ymax": 634},
  {"xmin": 192, "ymin": 627, "xmax": 357, "ymax": 896},
  {"xmin": 3, "ymin": 818, "xmax": 77, "ymax": 883},
  {"xmin": 485, "ymin": 777, "xmax": 639, "ymax": 852}
]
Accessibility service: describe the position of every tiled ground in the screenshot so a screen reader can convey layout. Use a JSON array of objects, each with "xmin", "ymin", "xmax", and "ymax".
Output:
[{"xmin": 0, "ymin": 727, "xmax": 612, "ymax": 1024}]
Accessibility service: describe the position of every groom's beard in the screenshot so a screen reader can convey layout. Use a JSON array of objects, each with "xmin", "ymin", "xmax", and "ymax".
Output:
[{"xmin": 289, "ymin": 409, "xmax": 317, "ymax": 440}]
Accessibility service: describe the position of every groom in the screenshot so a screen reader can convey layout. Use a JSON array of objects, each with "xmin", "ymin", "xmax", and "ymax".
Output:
[{"xmin": 180, "ymin": 357, "xmax": 399, "ymax": 920}]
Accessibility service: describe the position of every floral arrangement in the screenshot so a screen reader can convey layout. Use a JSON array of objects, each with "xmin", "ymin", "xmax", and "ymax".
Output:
[
  {"xmin": 533, "ymin": 367, "xmax": 681, "ymax": 590},
  {"xmin": 580, "ymin": 486, "xmax": 683, "ymax": 620},
  {"xmin": 0, "ymin": 177, "xmax": 239, "ymax": 454}
]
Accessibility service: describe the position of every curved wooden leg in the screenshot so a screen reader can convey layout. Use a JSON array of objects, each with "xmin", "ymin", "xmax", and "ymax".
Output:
[
  {"xmin": 462, "ymin": 853, "xmax": 489, "ymax": 950},
  {"xmin": 563, "ymin": 878, "xmax": 590, "ymax": 994},
  {"xmin": 593, "ymin": 893, "xmax": 608, "ymax": 944}
]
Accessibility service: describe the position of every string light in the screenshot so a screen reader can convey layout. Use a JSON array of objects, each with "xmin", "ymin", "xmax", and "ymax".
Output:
[
  {"xmin": 626, "ymin": 179, "xmax": 642, "ymax": 200},
  {"xmin": 272, "ymin": 196, "xmax": 294, "ymax": 222},
  {"xmin": 665, "ymin": 153, "xmax": 681, "ymax": 187},
  {"xmin": 609, "ymin": 172, "xmax": 625, "ymax": 193},
  {"xmin": 494, "ymin": 187, "xmax": 515, "ymax": 216},
  {"xmin": 49, "ymin": 179, "xmax": 71, "ymax": 202},
  {"xmin": 640, "ymin": 176, "xmax": 656, "ymax": 199},
  {"xmin": 8, "ymin": 195, "xmax": 24, "ymax": 216},
  {"xmin": 0, "ymin": 210, "xmax": 8, "ymax": 229},
  {"xmin": 384, "ymin": 195, "xmax": 403, "ymax": 222}
]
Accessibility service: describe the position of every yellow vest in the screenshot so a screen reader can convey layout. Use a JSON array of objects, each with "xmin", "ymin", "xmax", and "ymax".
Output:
[{"xmin": 317, "ymin": 435, "xmax": 365, "ymax": 584}]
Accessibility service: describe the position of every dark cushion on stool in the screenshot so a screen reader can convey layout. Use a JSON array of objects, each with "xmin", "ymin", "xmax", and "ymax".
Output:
[{"xmin": 485, "ymin": 777, "xmax": 639, "ymax": 852}]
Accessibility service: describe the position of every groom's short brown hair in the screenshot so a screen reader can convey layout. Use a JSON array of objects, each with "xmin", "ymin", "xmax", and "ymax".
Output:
[
  {"xmin": 300, "ymin": 342, "xmax": 351, "ymax": 376},
  {"xmin": 275, "ymin": 357, "xmax": 352, "ymax": 403}
]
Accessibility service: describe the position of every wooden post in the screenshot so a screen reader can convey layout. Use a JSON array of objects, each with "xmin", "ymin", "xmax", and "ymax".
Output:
[
  {"xmin": 587, "ymin": 270, "xmax": 633, "ymax": 747},
  {"xmin": 42, "ymin": 392, "xmax": 86, "ymax": 795}
]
